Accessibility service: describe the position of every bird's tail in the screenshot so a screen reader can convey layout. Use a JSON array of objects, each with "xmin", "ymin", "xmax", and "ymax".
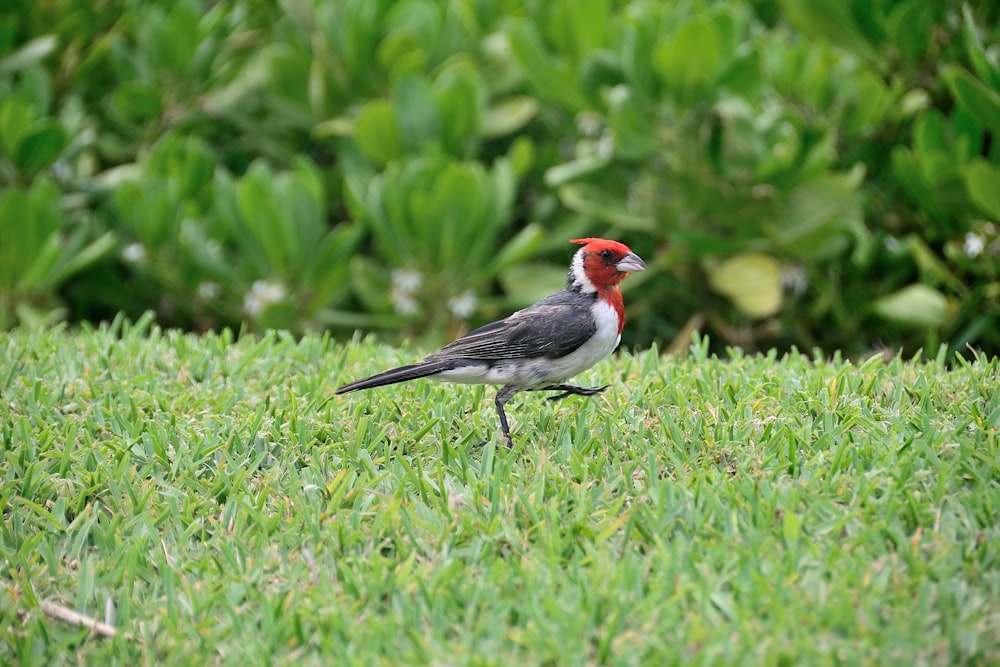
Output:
[{"xmin": 335, "ymin": 360, "xmax": 455, "ymax": 394}]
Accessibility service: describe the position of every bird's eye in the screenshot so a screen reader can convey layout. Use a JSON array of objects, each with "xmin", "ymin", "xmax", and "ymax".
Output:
[{"xmin": 599, "ymin": 249, "xmax": 613, "ymax": 261}]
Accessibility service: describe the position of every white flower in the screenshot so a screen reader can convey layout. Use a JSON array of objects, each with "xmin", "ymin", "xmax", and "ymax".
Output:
[
  {"xmin": 884, "ymin": 236, "xmax": 900, "ymax": 252},
  {"xmin": 963, "ymin": 232, "xmax": 984, "ymax": 258},
  {"xmin": 596, "ymin": 132, "xmax": 614, "ymax": 159},
  {"xmin": 391, "ymin": 268, "xmax": 424, "ymax": 315},
  {"xmin": 122, "ymin": 243, "xmax": 147, "ymax": 263},
  {"xmin": 391, "ymin": 268, "xmax": 423, "ymax": 293},
  {"xmin": 244, "ymin": 280, "xmax": 286, "ymax": 317},
  {"xmin": 391, "ymin": 292, "xmax": 419, "ymax": 315},
  {"xmin": 575, "ymin": 111, "xmax": 603, "ymax": 137},
  {"xmin": 447, "ymin": 289, "xmax": 477, "ymax": 318},
  {"xmin": 206, "ymin": 240, "xmax": 223, "ymax": 259},
  {"xmin": 780, "ymin": 266, "xmax": 808, "ymax": 295},
  {"xmin": 197, "ymin": 281, "xmax": 221, "ymax": 300}
]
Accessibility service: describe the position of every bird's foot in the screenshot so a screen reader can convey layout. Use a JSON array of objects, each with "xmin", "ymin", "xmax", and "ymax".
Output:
[{"xmin": 540, "ymin": 384, "xmax": 610, "ymax": 401}]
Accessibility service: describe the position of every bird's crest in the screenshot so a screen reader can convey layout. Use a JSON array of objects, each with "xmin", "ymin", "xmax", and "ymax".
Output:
[{"xmin": 570, "ymin": 238, "xmax": 633, "ymax": 256}]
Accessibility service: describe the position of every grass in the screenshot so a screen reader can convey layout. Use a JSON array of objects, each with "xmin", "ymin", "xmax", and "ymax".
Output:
[{"xmin": 2, "ymin": 314, "xmax": 998, "ymax": 665}]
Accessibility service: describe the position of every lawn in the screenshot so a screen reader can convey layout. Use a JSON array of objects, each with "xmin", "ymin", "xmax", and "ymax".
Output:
[{"xmin": 2, "ymin": 315, "xmax": 998, "ymax": 665}]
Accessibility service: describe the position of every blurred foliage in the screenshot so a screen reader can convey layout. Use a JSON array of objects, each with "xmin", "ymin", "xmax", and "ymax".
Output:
[{"xmin": 0, "ymin": 0, "xmax": 997, "ymax": 357}]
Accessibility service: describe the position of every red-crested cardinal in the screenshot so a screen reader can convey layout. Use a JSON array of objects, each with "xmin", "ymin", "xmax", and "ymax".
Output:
[{"xmin": 335, "ymin": 238, "xmax": 645, "ymax": 447}]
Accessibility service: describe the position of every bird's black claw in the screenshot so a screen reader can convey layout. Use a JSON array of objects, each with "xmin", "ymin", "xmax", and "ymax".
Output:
[{"xmin": 546, "ymin": 384, "xmax": 609, "ymax": 401}]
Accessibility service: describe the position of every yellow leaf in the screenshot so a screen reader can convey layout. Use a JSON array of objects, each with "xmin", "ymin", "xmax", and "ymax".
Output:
[{"xmin": 706, "ymin": 252, "xmax": 783, "ymax": 318}]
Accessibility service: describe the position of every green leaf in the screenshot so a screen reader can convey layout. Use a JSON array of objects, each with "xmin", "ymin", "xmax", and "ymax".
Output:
[
  {"xmin": 507, "ymin": 136, "xmax": 535, "ymax": 180},
  {"xmin": 236, "ymin": 163, "xmax": 289, "ymax": 275},
  {"xmin": 891, "ymin": 147, "xmax": 940, "ymax": 220},
  {"xmin": 12, "ymin": 301, "xmax": 65, "ymax": 328},
  {"xmin": 426, "ymin": 164, "xmax": 488, "ymax": 267},
  {"xmin": 115, "ymin": 179, "xmax": 175, "ymax": 248},
  {"xmin": 965, "ymin": 160, "xmax": 1000, "ymax": 220},
  {"xmin": 769, "ymin": 172, "xmax": 866, "ymax": 262},
  {"xmin": 914, "ymin": 110, "xmax": 948, "ymax": 154},
  {"xmin": 482, "ymin": 96, "xmax": 538, "ymax": 139},
  {"xmin": 111, "ymin": 82, "xmax": 163, "ymax": 121},
  {"xmin": 607, "ymin": 85, "xmax": 660, "ymax": 160},
  {"xmin": 884, "ymin": 0, "xmax": 931, "ymax": 64},
  {"xmin": 564, "ymin": 0, "xmax": 609, "ymax": 57},
  {"xmin": 848, "ymin": 70, "xmax": 896, "ymax": 132},
  {"xmin": 488, "ymin": 157, "xmax": 517, "ymax": 226},
  {"xmin": 580, "ymin": 50, "xmax": 623, "ymax": 98},
  {"xmin": 392, "ymin": 76, "xmax": 439, "ymax": 152},
  {"xmin": 987, "ymin": 403, "xmax": 1000, "ymax": 429},
  {"xmin": 557, "ymin": 183, "xmax": 654, "ymax": 231},
  {"xmin": 385, "ymin": 0, "xmax": 439, "ymax": 61},
  {"xmin": 281, "ymin": 163, "xmax": 325, "ymax": 263},
  {"xmin": 544, "ymin": 154, "xmax": 611, "ymax": 188},
  {"xmin": 653, "ymin": 14, "xmax": 725, "ymax": 102},
  {"xmin": 16, "ymin": 233, "xmax": 63, "ymax": 293},
  {"xmin": 348, "ymin": 255, "xmax": 392, "ymax": 313},
  {"xmin": 308, "ymin": 226, "xmax": 364, "ymax": 308},
  {"xmin": 705, "ymin": 252, "xmax": 783, "ymax": 319},
  {"xmin": 15, "ymin": 123, "xmax": 66, "ymax": 171},
  {"xmin": 0, "ymin": 35, "xmax": 58, "ymax": 73},
  {"xmin": 779, "ymin": 0, "xmax": 878, "ymax": 62},
  {"xmin": 719, "ymin": 49, "xmax": 763, "ymax": 100},
  {"xmin": 962, "ymin": 5, "xmax": 1000, "ymax": 92},
  {"xmin": 375, "ymin": 30, "xmax": 427, "ymax": 81},
  {"xmin": 951, "ymin": 107, "xmax": 984, "ymax": 165},
  {"xmin": 353, "ymin": 100, "xmax": 405, "ymax": 165},
  {"xmin": 499, "ymin": 263, "xmax": 567, "ymax": 307},
  {"xmin": 782, "ymin": 508, "xmax": 801, "ymax": 546},
  {"xmin": 312, "ymin": 117, "xmax": 354, "ymax": 138},
  {"xmin": 434, "ymin": 63, "xmax": 484, "ymax": 155},
  {"xmin": 944, "ymin": 66, "xmax": 1000, "ymax": 136},
  {"xmin": 40, "ymin": 232, "xmax": 117, "ymax": 291},
  {"xmin": 0, "ymin": 95, "xmax": 34, "ymax": 157},
  {"xmin": 905, "ymin": 236, "xmax": 963, "ymax": 293},
  {"xmin": 488, "ymin": 223, "xmax": 546, "ymax": 275},
  {"xmin": 506, "ymin": 19, "xmax": 589, "ymax": 112},
  {"xmin": 149, "ymin": 1, "xmax": 199, "ymax": 74},
  {"xmin": 872, "ymin": 284, "xmax": 950, "ymax": 328},
  {"xmin": 620, "ymin": 7, "xmax": 661, "ymax": 99},
  {"xmin": 0, "ymin": 190, "xmax": 30, "ymax": 289},
  {"xmin": 897, "ymin": 88, "xmax": 932, "ymax": 118},
  {"xmin": 167, "ymin": 137, "xmax": 215, "ymax": 202},
  {"xmin": 314, "ymin": 308, "xmax": 409, "ymax": 330}
]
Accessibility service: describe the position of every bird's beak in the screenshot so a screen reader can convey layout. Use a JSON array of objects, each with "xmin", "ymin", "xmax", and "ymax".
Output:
[{"xmin": 615, "ymin": 252, "xmax": 645, "ymax": 273}]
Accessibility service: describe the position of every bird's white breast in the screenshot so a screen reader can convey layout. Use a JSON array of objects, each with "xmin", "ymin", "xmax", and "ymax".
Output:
[
  {"xmin": 531, "ymin": 298, "xmax": 621, "ymax": 384},
  {"xmin": 429, "ymin": 298, "xmax": 622, "ymax": 389}
]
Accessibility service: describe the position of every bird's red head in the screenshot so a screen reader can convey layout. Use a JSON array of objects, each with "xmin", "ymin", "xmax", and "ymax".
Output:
[{"xmin": 569, "ymin": 238, "xmax": 645, "ymax": 292}]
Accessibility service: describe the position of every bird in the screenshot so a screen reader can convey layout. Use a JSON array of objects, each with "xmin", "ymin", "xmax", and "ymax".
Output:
[{"xmin": 335, "ymin": 238, "xmax": 645, "ymax": 447}]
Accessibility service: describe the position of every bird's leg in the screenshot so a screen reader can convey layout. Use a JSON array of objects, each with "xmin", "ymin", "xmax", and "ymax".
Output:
[
  {"xmin": 494, "ymin": 385, "xmax": 518, "ymax": 448},
  {"xmin": 536, "ymin": 384, "xmax": 610, "ymax": 401}
]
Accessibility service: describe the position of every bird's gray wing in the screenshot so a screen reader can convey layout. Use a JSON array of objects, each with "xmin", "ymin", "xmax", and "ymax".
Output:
[{"xmin": 425, "ymin": 297, "xmax": 597, "ymax": 362}]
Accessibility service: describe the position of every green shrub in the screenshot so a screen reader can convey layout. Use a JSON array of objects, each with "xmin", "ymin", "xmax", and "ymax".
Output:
[
  {"xmin": 497, "ymin": 0, "xmax": 999, "ymax": 355},
  {"xmin": 111, "ymin": 134, "xmax": 363, "ymax": 332},
  {"xmin": 1, "ymin": 0, "xmax": 997, "ymax": 356},
  {"xmin": 0, "ymin": 177, "xmax": 114, "ymax": 327}
]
